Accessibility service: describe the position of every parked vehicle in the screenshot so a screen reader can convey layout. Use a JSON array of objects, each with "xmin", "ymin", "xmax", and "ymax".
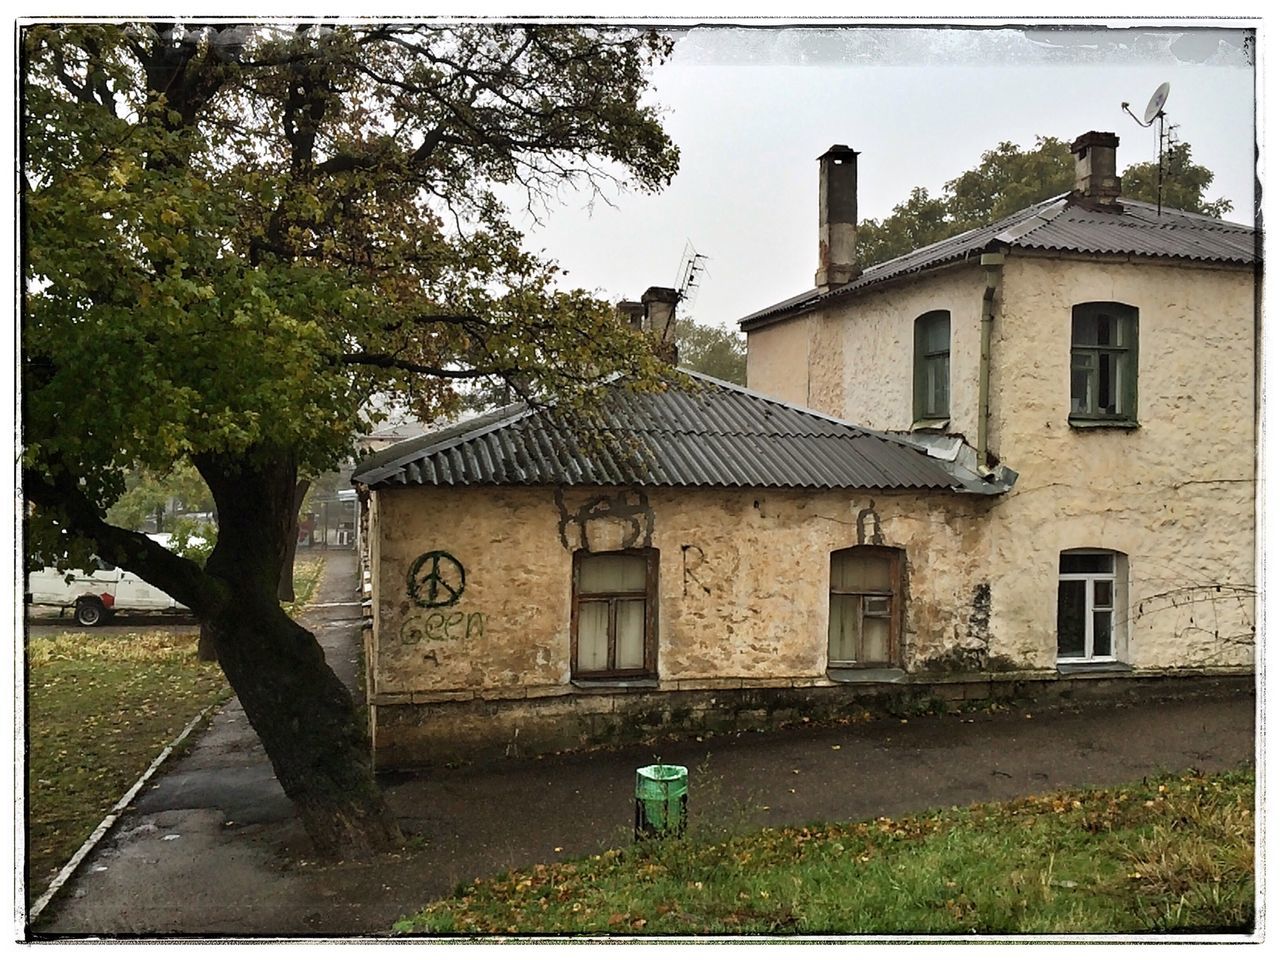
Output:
[{"xmin": 25, "ymin": 535, "xmax": 192, "ymax": 626}]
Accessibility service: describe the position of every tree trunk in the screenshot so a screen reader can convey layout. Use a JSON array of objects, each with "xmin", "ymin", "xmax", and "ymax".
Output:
[
  {"xmin": 207, "ymin": 580, "xmax": 400, "ymax": 857},
  {"xmin": 197, "ymin": 622, "xmax": 217, "ymax": 662},
  {"xmin": 196, "ymin": 448, "xmax": 402, "ymax": 857},
  {"xmin": 277, "ymin": 478, "xmax": 310, "ymax": 602}
]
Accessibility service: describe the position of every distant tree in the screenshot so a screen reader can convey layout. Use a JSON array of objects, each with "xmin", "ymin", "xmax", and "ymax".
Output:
[
  {"xmin": 1122, "ymin": 141, "xmax": 1234, "ymax": 218},
  {"xmin": 105, "ymin": 464, "xmax": 215, "ymax": 533},
  {"xmin": 858, "ymin": 136, "xmax": 1231, "ymax": 266},
  {"xmin": 674, "ymin": 315, "xmax": 746, "ymax": 384}
]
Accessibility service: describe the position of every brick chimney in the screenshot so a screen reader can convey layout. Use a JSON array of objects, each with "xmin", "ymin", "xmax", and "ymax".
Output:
[
  {"xmin": 1070, "ymin": 131, "xmax": 1122, "ymax": 209},
  {"xmin": 642, "ymin": 286, "xmax": 680, "ymax": 365},
  {"xmin": 815, "ymin": 144, "xmax": 860, "ymax": 291},
  {"xmin": 616, "ymin": 300, "xmax": 646, "ymax": 330}
]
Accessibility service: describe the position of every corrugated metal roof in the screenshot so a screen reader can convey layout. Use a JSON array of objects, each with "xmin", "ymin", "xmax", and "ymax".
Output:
[
  {"xmin": 740, "ymin": 195, "xmax": 1259, "ymax": 331},
  {"xmin": 352, "ymin": 372, "xmax": 1009, "ymax": 495}
]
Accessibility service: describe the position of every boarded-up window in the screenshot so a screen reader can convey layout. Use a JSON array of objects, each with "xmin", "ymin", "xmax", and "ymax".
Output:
[
  {"xmin": 828, "ymin": 547, "xmax": 900, "ymax": 666},
  {"xmin": 573, "ymin": 550, "xmax": 656, "ymax": 679}
]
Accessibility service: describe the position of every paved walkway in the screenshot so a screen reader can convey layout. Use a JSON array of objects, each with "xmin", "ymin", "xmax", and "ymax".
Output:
[{"xmin": 33, "ymin": 551, "xmax": 1256, "ymax": 937}]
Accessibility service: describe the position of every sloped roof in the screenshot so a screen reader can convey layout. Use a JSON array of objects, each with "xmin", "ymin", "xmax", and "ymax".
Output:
[
  {"xmin": 352, "ymin": 371, "xmax": 1010, "ymax": 495},
  {"xmin": 740, "ymin": 195, "xmax": 1259, "ymax": 331}
]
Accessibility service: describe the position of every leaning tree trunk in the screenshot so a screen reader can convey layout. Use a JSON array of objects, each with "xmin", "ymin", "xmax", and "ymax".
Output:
[{"xmin": 196, "ymin": 449, "xmax": 401, "ymax": 857}]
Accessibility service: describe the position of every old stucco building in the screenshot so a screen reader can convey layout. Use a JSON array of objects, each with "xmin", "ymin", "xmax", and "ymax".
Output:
[
  {"xmin": 355, "ymin": 130, "xmax": 1258, "ymax": 766},
  {"xmin": 744, "ymin": 132, "xmax": 1257, "ymax": 677}
]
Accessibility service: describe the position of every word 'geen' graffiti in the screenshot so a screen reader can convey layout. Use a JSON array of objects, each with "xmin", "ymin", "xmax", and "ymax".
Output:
[{"xmin": 399, "ymin": 611, "xmax": 487, "ymax": 645}]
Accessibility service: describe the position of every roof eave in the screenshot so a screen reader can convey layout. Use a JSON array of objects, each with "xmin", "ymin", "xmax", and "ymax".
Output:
[{"xmin": 740, "ymin": 251, "xmax": 992, "ymax": 332}]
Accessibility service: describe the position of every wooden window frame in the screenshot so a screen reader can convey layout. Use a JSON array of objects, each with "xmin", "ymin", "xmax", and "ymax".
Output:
[
  {"xmin": 1069, "ymin": 302, "xmax": 1139, "ymax": 426},
  {"xmin": 828, "ymin": 545, "xmax": 903, "ymax": 668},
  {"xmin": 571, "ymin": 548, "xmax": 659, "ymax": 680},
  {"xmin": 913, "ymin": 310, "xmax": 951, "ymax": 424}
]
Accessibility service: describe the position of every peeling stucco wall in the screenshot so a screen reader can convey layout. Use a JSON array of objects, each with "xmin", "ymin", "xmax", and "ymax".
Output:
[
  {"xmin": 746, "ymin": 265, "xmax": 985, "ymax": 437},
  {"xmin": 986, "ymin": 254, "xmax": 1257, "ymax": 670},
  {"xmin": 369, "ymin": 484, "xmax": 1004, "ymax": 708},
  {"xmin": 368, "ymin": 253, "xmax": 1255, "ymax": 763},
  {"xmin": 744, "ymin": 253, "xmax": 1256, "ymax": 673}
]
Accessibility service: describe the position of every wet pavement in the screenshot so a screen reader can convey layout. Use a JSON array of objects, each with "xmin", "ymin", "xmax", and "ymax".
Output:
[{"xmin": 31, "ymin": 550, "xmax": 1256, "ymax": 938}]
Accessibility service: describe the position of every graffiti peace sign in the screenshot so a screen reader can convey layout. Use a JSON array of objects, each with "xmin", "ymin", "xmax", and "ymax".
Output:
[{"xmin": 407, "ymin": 550, "xmax": 467, "ymax": 608}]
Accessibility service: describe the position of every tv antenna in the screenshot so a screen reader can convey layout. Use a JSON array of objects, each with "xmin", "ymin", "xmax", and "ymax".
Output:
[
  {"xmin": 1121, "ymin": 81, "xmax": 1173, "ymax": 215},
  {"xmin": 673, "ymin": 241, "xmax": 709, "ymax": 310}
]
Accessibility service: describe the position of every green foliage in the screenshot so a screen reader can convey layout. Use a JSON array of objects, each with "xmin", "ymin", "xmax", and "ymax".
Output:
[
  {"xmin": 396, "ymin": 769, "xmax": 1254, "ymax": 935},
  {"xmin": 104, "ymin": 464, "xmax": 214, "ymax": 533},
  {"xmin": 1122, "ymin": 141, "xmax": 1235, "ymax": 217},
  {"xmin": 674, "ymin": 316, "xmax": 746, "ymax": 384},
  {"xmin": 168, "ymin": 516, "xmax": 216, "ymax": 565},
  {"xmin": 22, "ymin": 23, "xmax": 680, "ymax": 570},
  {"xmin": 858, "ymin": 135, "xmax": 1231, "ymax": 266}
]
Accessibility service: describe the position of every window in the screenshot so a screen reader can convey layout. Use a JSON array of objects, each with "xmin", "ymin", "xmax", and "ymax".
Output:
[
  {"xmin": 913, "ymin": 311, "xmax": 951, "ymax": 423},
  {"xmin": 828, "ymin": 547, "xmax": 901, "ymax": 667},
  {"xmin": 1070, "ymin": 303, "xmax": 1138, "ymax": 423},
  {"xmin": 572, "ymin": 550, "xmax": 657, "ymax": 679},
  {"xmin": 1057, "ymin": 550, "xmax": 1127, "ymax": 662}
]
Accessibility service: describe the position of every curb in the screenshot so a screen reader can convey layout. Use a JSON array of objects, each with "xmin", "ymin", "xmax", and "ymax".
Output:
[{"xmin": 28, "ymin": 703, "xmax": 219, "ymax": 925}]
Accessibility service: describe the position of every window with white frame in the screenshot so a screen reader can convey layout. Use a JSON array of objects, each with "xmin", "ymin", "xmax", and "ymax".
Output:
[{"xmin": 1057, "ymin": 550, "xmax": 1127, "ymax": 662}]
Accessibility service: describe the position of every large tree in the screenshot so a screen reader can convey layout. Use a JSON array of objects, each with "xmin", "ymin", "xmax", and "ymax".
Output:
[
  {"xmin": 674, "ymin": 316, "xmax": 746, "ymax": 385},
  {"xmin": 22, "ymin": 22, "xmax": 678, "ymax": 855},
  {"xmin": 858, "ymin": 135, "xmax": 1232, "ymax": 265}
]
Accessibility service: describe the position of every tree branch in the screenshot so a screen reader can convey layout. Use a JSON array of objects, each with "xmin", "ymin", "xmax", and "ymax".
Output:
[
  {"xmin": 23, "ymin": 467, "xmax": 225, "ymax": 617},
  {"xmin": 339, "ymin": 352, "xmax": 513, "ymax": 379}
]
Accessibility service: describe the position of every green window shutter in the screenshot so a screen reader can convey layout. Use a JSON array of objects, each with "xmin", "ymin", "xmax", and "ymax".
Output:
[{"xmin": 1123, "ymin": 310, "xmax": 1139, "ymax": 418}]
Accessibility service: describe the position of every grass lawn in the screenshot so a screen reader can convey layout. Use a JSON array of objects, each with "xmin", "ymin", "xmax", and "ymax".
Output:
[
  {"xmin": 25, "ymin": 555, "xmax": 327, "ymax": 894},
  {"xmin": 396, "ymin": 768, "xmax": 1255, "ymax": 936},
  {"xmin": 25, "ymin": 631, "xmax": 230, "ymax": 891}
]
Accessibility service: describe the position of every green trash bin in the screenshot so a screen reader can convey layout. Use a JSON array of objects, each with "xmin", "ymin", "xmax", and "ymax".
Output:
[{"xmin": 635, "ymin": 764, "xmax": 688, "ymax": 839}]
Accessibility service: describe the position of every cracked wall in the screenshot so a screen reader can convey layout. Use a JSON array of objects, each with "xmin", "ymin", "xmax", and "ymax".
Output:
[
  {"xmin": 987, "ymin": 255, "xmax": 1256, "ymax": 670},
  {"xmin": 744, "ymin": 253, "xmax": 1256, "ymax": 672},
  {"xmin": 369, "ymin": 484, "xmax": 1000, "ymax": 703}
]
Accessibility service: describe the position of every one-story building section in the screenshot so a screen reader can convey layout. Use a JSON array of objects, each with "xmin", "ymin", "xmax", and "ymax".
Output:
[{"xmin": 354, "ymin": 369, "xmax": 1232, "ymax": 768}]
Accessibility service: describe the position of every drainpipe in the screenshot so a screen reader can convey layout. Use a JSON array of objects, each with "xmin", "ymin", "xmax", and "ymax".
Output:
[{"xmin": 978, "ymin": 252, "xmax": 1004, "ymax": 471}]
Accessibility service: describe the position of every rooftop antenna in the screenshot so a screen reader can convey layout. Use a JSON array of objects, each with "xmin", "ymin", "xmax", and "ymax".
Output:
[
  {"xmin": 1121, "ymin": 81, "xmax": 1172, "ymax": 215},
  {"xmin": 673, "ymin": 241, "xmax": 709, "ymax": 313}
]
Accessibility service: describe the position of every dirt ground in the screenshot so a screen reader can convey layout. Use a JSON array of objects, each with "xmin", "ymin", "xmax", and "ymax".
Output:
[{"xmin": 29, "ymin": 550, "xmax": 1257, "ymax": 938}]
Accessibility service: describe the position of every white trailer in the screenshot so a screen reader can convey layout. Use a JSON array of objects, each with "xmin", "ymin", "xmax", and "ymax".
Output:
[{"xmin": 25, "ymin": 535, "xmax": 192, "ymax": 627}]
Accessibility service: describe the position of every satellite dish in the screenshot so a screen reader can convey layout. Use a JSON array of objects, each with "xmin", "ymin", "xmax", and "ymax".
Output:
[{"xmin": 1143, "ymin": 82, "xmax": 1170, "ymax": 124}]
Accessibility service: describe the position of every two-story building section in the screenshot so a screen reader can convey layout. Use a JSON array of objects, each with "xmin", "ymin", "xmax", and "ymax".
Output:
[
  {"xmin": 352, "ymin": 131, "xmax": 1257, "ymax": 767},
  {"xmin": 742, "ymin": 131, "xmax": 1259, "ymax": 679}
]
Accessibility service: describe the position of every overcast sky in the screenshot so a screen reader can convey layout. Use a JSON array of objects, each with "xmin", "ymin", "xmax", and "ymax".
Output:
[{"xmin": 507, "ymin": 24, "xmax": 1257, "ymax": 333}]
